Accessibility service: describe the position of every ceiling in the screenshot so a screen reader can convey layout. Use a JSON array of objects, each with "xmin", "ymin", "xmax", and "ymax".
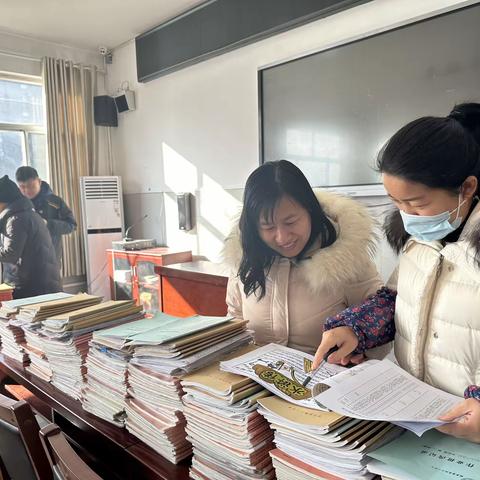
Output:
[{"xmin": 0, "ymin": 0, "xmax": 206, "ymax": 51}]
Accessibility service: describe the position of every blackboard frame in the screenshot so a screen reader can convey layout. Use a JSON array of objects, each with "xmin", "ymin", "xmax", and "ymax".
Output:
[{"xmin": 258, "ymin": 3, "xmax": 479, "ymax": 194}]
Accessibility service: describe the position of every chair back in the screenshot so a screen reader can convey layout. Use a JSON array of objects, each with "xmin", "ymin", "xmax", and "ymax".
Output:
[
  {"xmin": 39, "ymin": 424, "xmax": 101, "ymax": 480},
  {"xmin": 0, "ymin": 393, "xmax": 51, "ymax": 480}
]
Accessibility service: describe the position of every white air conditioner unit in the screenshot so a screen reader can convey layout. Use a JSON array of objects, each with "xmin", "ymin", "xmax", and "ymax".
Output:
[{"xmin": 80, "ymin": 176, "xmax": 124, "ymax": 299}]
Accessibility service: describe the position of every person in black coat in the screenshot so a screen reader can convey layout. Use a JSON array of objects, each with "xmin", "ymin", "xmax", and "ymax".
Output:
[
  {"xmin": 16, "ymin": 166, "xmax": 77, "ymax": 264},
  {"xmin": 0, "ymin": 175, "xmax": 61, "ymax": 299}
]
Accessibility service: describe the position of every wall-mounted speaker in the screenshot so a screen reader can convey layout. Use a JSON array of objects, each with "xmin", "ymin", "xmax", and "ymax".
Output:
[
  {"xmin": 93, "ymin": 96, "xmax": 118, "ymax": 127},
  {"xmin": 177, "ymin": 193, "xmax": 193, "ymax": 231},
  {"xmin": 114, "ymin": 90, "xmax": 136, "ymax": 113}
]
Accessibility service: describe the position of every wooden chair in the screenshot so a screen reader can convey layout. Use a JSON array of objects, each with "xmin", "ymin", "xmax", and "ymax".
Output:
[
  {"xmin": 4, "ymin": 384, "xmax": 53, "ymax": 421},
  {"xmin": 0, "ymin": 392, "xmax": 52, "ymax": 480},
  {"xmin": 39, "ymin": 424, "xmax": 102, "ymax": 480}
]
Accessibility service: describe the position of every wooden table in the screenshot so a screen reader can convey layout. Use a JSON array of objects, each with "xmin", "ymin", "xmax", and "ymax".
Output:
[
  {"xmin": 0, "ymin": 356, "xmax": 190, "ymax": 480},
  {"xmin": 156, "ymin": 261, "xmax": 229, "ymax": 317}
]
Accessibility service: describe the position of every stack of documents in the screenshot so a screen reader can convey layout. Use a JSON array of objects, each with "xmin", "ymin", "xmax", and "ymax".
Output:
[
  {"xmin": 123, "ymin": 314, "xmax": 252, "ymax": 463},
  {"xmin": 39, "ymin": 300, "xmax": 142, "ymax": 400},
  {"xmin": 15, "ymin": 293, "xmax": 102, "ymax": 324},
  {"xmin": 367, "ymin": 429, "xmax": 480, "ymax": 480},
  {"xmin": 258, "ymin": 396, "xmax": 400, "ymax": 480},
  {"xmin": 41, "ymin": 332, "xmax": 91, "ymax": 398},
  {"xmin": 83, "ymin": 315, "xmax": 175, "ymax": 426},
  {"xmin": 221, "ymin": 345, "xmax": 458, "ymax": 437},
  {"xmin": 40, "ymin": 300, "xmax": 142, "ymax": 337},
  {"xmin": 129, "ymin": 315, "xmax": 253, "ymax": 376},
  {"xmin": 0, "ymin": 292, "xmax": 72, "ymax": 319},
  {"xmin": 125, "ymin": 363, "xmax": 191, "ymax": 463},
  {"xmin": 82, "ymin": 340, "xmax": 132, "ymax": 425},
  {"xmin": 269, "ymin": 449, "xmax": 347, "ymax": 480},
  {"xmin": 0, "ymin": 317, "xmax": 28, "ymax": 364},
  {"xmin": 220, "ymin": 344, "xmax": 405, "ymax": 479},
  {"xmin": 40, "ymin": 300, "xmax": 143, "ymax": 400},
  {"xmin": 220, "ymin": 345, "xmax": 469, "ymax": 478},
  {"xmin": 182, "ymin": 345, "xmax": 275, "ymax": 480},
  {"xmin": 84, "ymin": 312, "xmax": 252, "ymax": 438},
  {"xmin": 91, "ymin": 312, "xmax": 253, "ymax": 376},
  {"xmin": 0, "ymin": 293, "xmax": 72, "ymax": 366},
  {"xmin": 23, "ymin": 327, "xmax": 53, "ymax": 381}
]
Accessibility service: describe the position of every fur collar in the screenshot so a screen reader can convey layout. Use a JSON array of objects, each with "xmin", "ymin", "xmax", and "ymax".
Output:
[{"xmin": 222, "ymin": 190, "xmax": 378, "ymax": 293}]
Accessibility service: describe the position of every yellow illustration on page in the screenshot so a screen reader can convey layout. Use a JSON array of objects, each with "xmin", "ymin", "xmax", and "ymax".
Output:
[{"xmin": 253, "ymin": 364, "xmax": 312, "ymax": 400}]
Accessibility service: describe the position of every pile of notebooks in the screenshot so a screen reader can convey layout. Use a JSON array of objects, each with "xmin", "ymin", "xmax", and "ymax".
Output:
[
  {"xmin": 82, "ymin": 334, "xmax": 132, "ymax": 425},
  {"xmin": 82, "ymin": 313, "xmax": 193, "ymax": 427},
  {"xmin": 39, "ymin": 300, "xmax": 142, "ymax": 400},
  {"xmin": 15, "ymin": 293, "xmax": 102, "ymax": 325},
  {"xmin": 182, "ymin": 345, "xmax": 275, "ymax": 480},
  {"xmin": 127, "ymin": 314, "xmax": 252, "ymax": 463},
  {"xmin": 84, "ymin": 313, "xmax": 253, "ymax": 462},
  {"xmin": 258, "ymin": 396, "xmax": 402, "ymax": 480},
  {"xmin": 16, "ymin": 293, "xmax": 103, "ymax": 392},
  {"xmin": 23, "ymin": 327, "xmax": 52, "ymax": 381},
  {"xmin": 0, "ymin": 314, "xmax": 28, "ymax": 364},
  {"xmin": 82, "ymin": 315, "xmax": 173, "ymax": 426},
  {"xmin": 129, "ymin": 315, "xmax": 252, "ymax": 376},
  {"xmin": 0, "ymin": 292, "xmax": 73, "ymax": 366},
  {"xmin": 125, "ymin": 363, "xmax": 191, "ymax": 463}
]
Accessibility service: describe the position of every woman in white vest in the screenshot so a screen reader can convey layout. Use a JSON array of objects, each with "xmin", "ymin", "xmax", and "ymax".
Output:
[
  {"xmin": 224, "ymin": 160, "xmax": 383, "ymax": 356},
  {"xmin": 313, "ymin": 103, "xmax": 480, "ymax": 443}
]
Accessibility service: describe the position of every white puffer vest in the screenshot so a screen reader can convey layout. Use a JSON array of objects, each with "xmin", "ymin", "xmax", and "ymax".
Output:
[{"xmin": 393, "ymin": 202, "xmax": 480, "ymax": 396}]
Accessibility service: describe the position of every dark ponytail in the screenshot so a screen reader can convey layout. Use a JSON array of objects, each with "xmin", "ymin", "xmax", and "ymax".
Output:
[
  {"xmin": 454, "ymin": 104, "xmax": 480, "ymax": 266},
  {"xmin": 449, "ymin": 103, "xmax": 480, "ymax": 146},
  {"xmin": 378, "ymin": 102, "xmax": 480, "ymax": 252}
]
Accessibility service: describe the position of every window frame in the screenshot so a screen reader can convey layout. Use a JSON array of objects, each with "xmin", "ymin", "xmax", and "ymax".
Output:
[{"xmin": 0, "ymin": 71, "xmax": 48, "ymax": 179}]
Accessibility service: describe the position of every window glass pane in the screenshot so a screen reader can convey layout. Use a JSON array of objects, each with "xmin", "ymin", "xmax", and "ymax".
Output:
[
  {"xmin": 28, "ymin": 132, "xmax": 48, "ymax": 180},
  {"xmin": 0, "ymin": 130, "xmax": 25, "ymax": 180},
  {"xmin": 0, "ymin": 79, "xmax": 44, "ymax": 125}
]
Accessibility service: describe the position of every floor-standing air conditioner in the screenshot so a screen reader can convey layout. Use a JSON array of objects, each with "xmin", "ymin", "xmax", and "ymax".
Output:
[{"xmin": 80, "ymin": 176, "xmax": 124, "ymax": 299}]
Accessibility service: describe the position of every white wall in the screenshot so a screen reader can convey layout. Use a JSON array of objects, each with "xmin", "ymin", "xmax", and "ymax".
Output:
[
  {"xmin": 0, "ymin": 30, "xmax": 104, "ymax": 76},
  {"xmin": 106, "ymin": 0, "xmax": 476, "ymax": 275}
]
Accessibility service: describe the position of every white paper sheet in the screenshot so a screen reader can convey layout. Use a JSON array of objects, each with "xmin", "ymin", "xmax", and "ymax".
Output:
[
  {"xmin": 315, "ymin": 359, "xmax": 462, "ymax": 434},
  {"xmin": 220, "ymin": 343, "xmax": 347, "ymax": 410},
  {"xmin": 320, "ymin": 360, "xmax": 380, "ymax": 387}
]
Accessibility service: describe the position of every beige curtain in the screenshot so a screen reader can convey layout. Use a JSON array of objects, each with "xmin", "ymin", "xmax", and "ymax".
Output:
[{"xmin": 42, "ymin": 57, "xmax": 98, "ymax": 277}]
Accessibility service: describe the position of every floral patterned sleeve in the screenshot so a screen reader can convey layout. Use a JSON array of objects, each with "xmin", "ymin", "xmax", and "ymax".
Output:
[
  {"xmin": 464, "ymin": 385, "xmax": 480, "ymax": 401},
  {"xmin": 324, "ymin": 286, "xmax": 397, "ymax": 353}
]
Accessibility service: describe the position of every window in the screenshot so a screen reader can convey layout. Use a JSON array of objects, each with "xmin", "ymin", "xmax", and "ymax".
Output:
[{"xmin": 0, "ymin": 73, "xmax": 48, "ymax": 181}]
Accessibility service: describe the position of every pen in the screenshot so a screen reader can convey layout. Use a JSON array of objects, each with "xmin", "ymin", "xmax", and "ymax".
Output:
[{"xmin": 302, "ymin": 346, "xmax": 339, "ymax": 387}]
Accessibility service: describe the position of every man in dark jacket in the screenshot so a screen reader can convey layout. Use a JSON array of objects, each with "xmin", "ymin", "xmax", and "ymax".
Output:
[
  {"xmin": 0, "ymin": 175, "xmax": 61, "ymax": 299},
  {"xmin": 15, "ymin": 166, "xmax": 77, "ymax": 264}
]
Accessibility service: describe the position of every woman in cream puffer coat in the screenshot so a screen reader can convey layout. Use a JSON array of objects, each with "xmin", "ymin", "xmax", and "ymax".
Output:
[{"xmin": 223, "ymin": 160, "xmax": 383, "ymax": 356}]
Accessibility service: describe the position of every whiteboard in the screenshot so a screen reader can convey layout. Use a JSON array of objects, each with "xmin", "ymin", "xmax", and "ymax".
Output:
[{"xmin": 261, "ymin": 5, "xmax": 480, "ymax": 188}]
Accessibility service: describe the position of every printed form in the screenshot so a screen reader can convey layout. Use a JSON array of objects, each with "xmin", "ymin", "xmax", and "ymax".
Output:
[{"xmin": 316, "ymin": 359, "xmax": 463, "ymax": 435}]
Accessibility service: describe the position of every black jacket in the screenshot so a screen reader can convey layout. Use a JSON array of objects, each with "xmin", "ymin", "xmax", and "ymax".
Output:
[
  {"xmin": 31, "ymin": 182, "xmax": 77, "ymax": 262},
  {"xmin": 0, "ymin": 196, "xmax": 61, "ymax": 298}
]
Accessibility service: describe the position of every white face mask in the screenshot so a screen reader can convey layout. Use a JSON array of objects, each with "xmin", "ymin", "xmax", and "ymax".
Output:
[{"xmin": 400, "ymin": 195, "xmax": 466, "ymax": 242}]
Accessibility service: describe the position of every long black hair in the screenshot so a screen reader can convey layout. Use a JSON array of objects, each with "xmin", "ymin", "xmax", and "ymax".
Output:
[
  {"xmin": 377, "ymin": 103, "xmax": 480, "ymax": 253},
  {"xmin": 238, "ymin": 160, "xmax": 337, "ymax": 299}
]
